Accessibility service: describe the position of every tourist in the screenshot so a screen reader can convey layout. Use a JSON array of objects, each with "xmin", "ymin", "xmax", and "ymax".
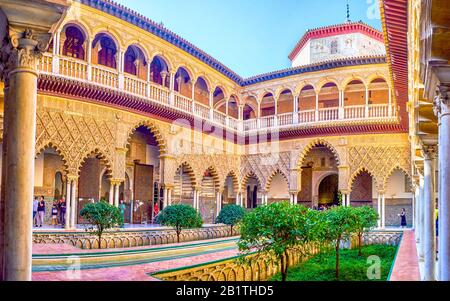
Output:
[
  {"xmin": 153, "ymin": 201, "xmax": 159, "ymax": 224},
  {"xmin": 51, "ymin": 204, "xmax": 58, "ymax": 227},
  {"xmin": 36, "ymin": 196, "xmax": 46, "ymax": 227},
  {"xmin": 57, "ymin": 197, "xmax": 64, "ymax": 225},
  {"xmin": 60, "ymin": 198, "xmax": 67, "ymax": 227},
  {"xmin": 119, "ymin": 200, "xmax": 126, "ymax": 227},
  {"xmin": 398, "ymin": 208, "xmax": 407, "ymax": 228},
  {"xmin": 33, "ymin": 196, "xmax": 39, "ymax": 227}
]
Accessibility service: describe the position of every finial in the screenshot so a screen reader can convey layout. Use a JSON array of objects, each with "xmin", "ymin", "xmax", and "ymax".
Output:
[{"xmin": 346, "ymin": 0, "xmax": 351, "ymax": 22}]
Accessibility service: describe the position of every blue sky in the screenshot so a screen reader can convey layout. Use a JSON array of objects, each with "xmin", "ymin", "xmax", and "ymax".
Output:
[{"xmin": 114, "ymin": 0, "xmax": 382, "ymax": 78}]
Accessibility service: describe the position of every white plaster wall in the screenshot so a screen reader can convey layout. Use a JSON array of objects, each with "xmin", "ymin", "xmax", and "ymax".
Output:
[
  {"xmin": 371, "ymin": 169, "xmax": 412, "ymax": 198},
  {"xmin": 146, "ymin": 145, "xmax": 160, "ymax": 167},
  {"xmin": 268, "ymin": 174, "xmax": 289, "ymax": 199},
  {"xmin": 292, "ymin": 33, "xmax": 385, "ymax": 67}
]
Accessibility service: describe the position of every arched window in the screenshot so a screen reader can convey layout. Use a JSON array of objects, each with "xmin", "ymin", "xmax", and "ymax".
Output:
[
  {"xmin": 93, "ymin": 35, "xmax": 117, "ymax": 69},
  {"xmin": 124, "ymin": 47, "xmax": 137, "ymax": 75},
  {"xmin": 63, "ymin": 26, "xmax": 85, "ymax": 60}
]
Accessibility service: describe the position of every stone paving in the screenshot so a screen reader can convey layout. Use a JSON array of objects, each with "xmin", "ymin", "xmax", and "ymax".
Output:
[
  {"xmin": 389, "ymin": 230, "xmax": 421, "ymax": 281},
  {"xmin": 32, "ymin": 237, "xmax": 239, "ymax": 281}
]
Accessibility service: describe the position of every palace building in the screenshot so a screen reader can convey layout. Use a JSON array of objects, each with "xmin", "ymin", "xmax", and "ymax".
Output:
[{"xmin": 0, "ymin": 0, "xmax": 447, "ymax": 281}]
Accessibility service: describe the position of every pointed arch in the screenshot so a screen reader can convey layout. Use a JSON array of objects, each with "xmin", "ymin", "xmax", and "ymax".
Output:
[{"xmin": 241, "ymin": 171, "xmax": 263, "ymax": 189}]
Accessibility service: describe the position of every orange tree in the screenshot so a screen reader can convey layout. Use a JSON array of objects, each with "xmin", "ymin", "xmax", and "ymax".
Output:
[
  {"xmin": 237, "ymin": 202, "xmax": 313, "ymax": 281},
  {"xmin": 157, "ymin": 204, "xmax": 203, "ymax": 243}
]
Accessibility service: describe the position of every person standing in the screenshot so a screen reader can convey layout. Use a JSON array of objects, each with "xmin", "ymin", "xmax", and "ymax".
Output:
[
  {"xmin": 398, "ymin": 208, "xmax": 407, "ymax": 228},
  {"xmin": 153, "ymin": 201, "xmax": 159, "ymax": 224},
  {"xmin": 51, "ymin": 204, "xmax": 58, "ymax": 227},
  {"xmin": 119, "ymin": 200, "xmax": 126, "ymax": 227},
  {"xmin": 33, "ymin": 197, "xmax": 39, "ymax": 227},
  {"xmin": 60, "ymin": 198, "xmax": 66, "ymax": 227},
  {"xmin": 36, "ymin": 196, "xmax": 46, "ymax": 227}
]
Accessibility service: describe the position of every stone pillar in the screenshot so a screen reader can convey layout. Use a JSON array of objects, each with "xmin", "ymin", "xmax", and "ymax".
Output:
[
  {"xmin": 167, "ymin": 188, "xmax": 172, "ymax": 206},
  {"xmin": 65, "ymin": 178, "xmax": 71, "ymax": 230},
  {"xmin": 315, "ymin": 93, "xmax": 319, "ymax": 122},
  {"xmin": 114, "ymin": 181, "xmax": 120, "ymax": 207},
  {"xmin": 365, "ymin": 88, "xmax": 369, "ymax": 118},
  {"xmin": 434, "ymin": 89, "xmax": 450, "ymax": 281},
  {"xmin": 1, "ymin": 28, "xmax": 56, "ymax": 280},
  {"xmin": 422, "ymin": 145, "xmax": 437, "ymax": 281},
  {"xmin": 108, "ymin": 180, "xmax": 114, "ymax": 205},
  {"xmin": 235, "ymin": 191, "xmax": 240, "ymax": 206},
  {"xmin": 70, "ymin": 178, "xmax": 78, "ymax": 229},
  {"xmin": 414, "ymin": 181, "xmax": 420, "ymax": 243},
  {"xmin": 216, "ymin": 192, "xmax": 222, "ymax": 216},
  {"xmin": 419, "ymin": 176, "xmax": 425, "ymax": 261},
  {"xmin": 377, "ymin": 192, "xmax": 382, "ymax": 228},
  {"xmin": 381, "ymin": 193, "xmax": 386, "ymax": 229}
]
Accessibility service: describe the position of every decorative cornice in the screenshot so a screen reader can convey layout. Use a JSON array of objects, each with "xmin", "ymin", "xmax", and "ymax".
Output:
[{"xmin": 288, "ymin": 21, "xmax": 384, "ymax": 61}]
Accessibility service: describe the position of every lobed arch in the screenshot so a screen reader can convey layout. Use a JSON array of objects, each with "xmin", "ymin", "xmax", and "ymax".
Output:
[
  {"xmin": 382, "ymin": 165, "xmax": 412, "ymax": 192},
  {"xmin": 125, "ymin": 120, "xmax": 168, "ymax": 155},
  {"xmin": 348, "ymin": 167, "xmax": 379, "ymax": 191},
  {"xmin": 241, "ymin": 171, "xmax": 263, "ymax": 190},
  {"xmin": 297, "ymin": 138, "xmax": 341, "ymax": 169},
  {"xmin": 76, "ymin": 148, "xmax": 113, "ymax": 177},
  {"xmin": 264, "ymin": 169, "xmax": 289, "ymax": 192},
  {"xmin": 223, "ymin": 170, "xmax": 239, "ymax": 192},
  {"xmin": 201, "ymin": 166, "xmax": 221, "ymax": 191},
  {"xmin": 175, "ymin": 162, "xmax": 197, "ymax": 187},
  {"xmin": 35, "ymin": 143, "xmax": 70, "ymax": 174}
]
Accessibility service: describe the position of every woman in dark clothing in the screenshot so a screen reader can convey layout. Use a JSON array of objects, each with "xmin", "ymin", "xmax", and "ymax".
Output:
[{"xmin": 399, "ymin": 208, "xmax": 407, "ymax": 228}]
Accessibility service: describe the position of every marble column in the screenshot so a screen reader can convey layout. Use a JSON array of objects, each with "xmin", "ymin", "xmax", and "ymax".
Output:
[
  {"xmin": 70, "ymin": 178, "xmax": 78, "ymax": 229},
  {"xmin": 65, "ymin": 179, "xmax": 71, "ymax": 230},
  {"xmin": 114, "ymin": 182, "xmax": 120, "ymax": 207},
  {"xmin": 216, "ymin": 192, "xmax": 222, "ymax": 216},
  {"xmin": 422, "ymin": 145, "xmax": 437, "ymax": 281},
  {"xmin": 163, "ymin": 188, "xmax": 168, "ymax": 208},
  {"xmin": 108, "ymin": 180, "xmax": 114, "ymax": 205},
  {"xmin": 377, "ymin": 193, "xmax": 382, "ymax": 228},
  {"xmin": 2, "ymin": 30, "xmax": 48, "ymax": 280},
  {"xmin": 435, "ymin": 89, "xmax": 450, "ymax": 281},
  {"xmin": 167, "ymin": 188, "xmax": 172, "ymax": 206},
  {"xmin": 381, "ymin": 193, "xmax": 386, "ymax": 229},
  {"xmin": 414, "ymin": 183, "xmax": 420, "ymax": 243},
  {"xmin": 0, "ymin": 86, "xmax": 9, "ymax": 281},
  {"xmin": 419, "ymin": 177, "xmax": 425, "ymax": 261}
]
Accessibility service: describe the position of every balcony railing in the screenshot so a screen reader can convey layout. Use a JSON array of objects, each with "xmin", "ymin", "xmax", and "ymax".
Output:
[{"xmin": 37, "ymin": 54, "xmax": 399, "ymax": 134}]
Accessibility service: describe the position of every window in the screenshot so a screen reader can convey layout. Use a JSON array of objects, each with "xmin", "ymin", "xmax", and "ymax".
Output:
[
  {"xmin": 330, "ymin": 40, "xmax": 338, "ymax": 54},
  {"xmin": 63, "ymin": 26, "xmax": 85, "ymax": 60},
  {"xmin": 97, "ymin": 37, "xmax": 117, "ymax": 69}
]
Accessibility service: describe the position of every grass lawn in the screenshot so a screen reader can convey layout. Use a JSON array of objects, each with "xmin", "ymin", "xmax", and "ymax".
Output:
[{"xmin": 270, "ymin": 244, "xmax": 398, "ymax": 281}]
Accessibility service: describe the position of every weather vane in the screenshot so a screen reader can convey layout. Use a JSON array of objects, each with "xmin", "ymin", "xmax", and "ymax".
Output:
[{"xmin": 346, "ymin": 0, "xmax": 351, "ymax": 22}]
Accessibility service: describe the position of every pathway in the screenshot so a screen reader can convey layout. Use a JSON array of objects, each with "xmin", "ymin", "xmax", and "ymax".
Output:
[{"xmin": 389, "ymin": 230, "xmax": 421, "ymax": 281}]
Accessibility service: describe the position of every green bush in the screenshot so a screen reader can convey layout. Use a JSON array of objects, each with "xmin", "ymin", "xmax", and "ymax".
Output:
[
  {"xmin": 216, "ymin": 204, "xmax": 246, "ymax": 235},
  {"xmin": 157, "ymin": 204, "xmax": 203, "ymax": 243},
  {"xmin": 80, "ymin": 200, "xmax": 124, "ymax": 249},
  {"xmin": 352, "ymin": 206, "xmax": 379, "ymax": 256},
  {"xmin": 238, "ymin": 202, "xmax": 311, "ymax": 282}
]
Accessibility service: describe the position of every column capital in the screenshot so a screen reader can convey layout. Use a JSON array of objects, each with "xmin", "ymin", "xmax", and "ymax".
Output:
[
  {"xmin": 66, "ymin": 174, "xmax": 79, "ymax": 182},
  {"xmin": 0, "ymin": 28, "xmax": 51, "ymax": 85},
  {"xmin": 421, "ymin": 144, "xmax": 438, "ymax": 160},
  {"xmin": 433, "ymin": 85, "xmax": 450, "ymax": 118}
]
